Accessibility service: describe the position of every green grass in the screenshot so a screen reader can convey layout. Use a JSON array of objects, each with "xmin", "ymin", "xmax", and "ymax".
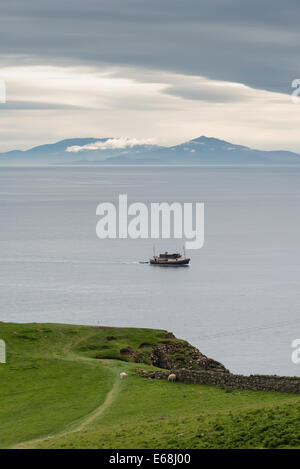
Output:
[{"xmin": 1, "ymin": 321, "xmax": 300, "ymax": 449}]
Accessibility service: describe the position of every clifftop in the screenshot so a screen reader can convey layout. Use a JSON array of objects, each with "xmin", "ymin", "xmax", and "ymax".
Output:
[
  {"xmin": 73, "ymin": 326, "xmax": 229, "ymax": 372},
  {"xmin": 0, "ymin": 321, "xmax": 228, "ymax": 373}
]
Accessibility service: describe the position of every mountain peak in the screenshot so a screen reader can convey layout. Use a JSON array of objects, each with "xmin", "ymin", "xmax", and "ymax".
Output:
[
  {"xmin": 190, "ymin": 136, "xmax": 244, "ymax": 147},
  {"xmin": 191, "ymin": 136, "xmax": 220, "ymax": 143}
]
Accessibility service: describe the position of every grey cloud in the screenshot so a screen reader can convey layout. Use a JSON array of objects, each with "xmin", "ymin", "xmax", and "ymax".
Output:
[
  {"xmin": 163, "ymin": 83, "xmax": 250, "ymax": 103},
  {"xmin": 0, "ymin": 0, "xmax": 300, "ymax": 95}
]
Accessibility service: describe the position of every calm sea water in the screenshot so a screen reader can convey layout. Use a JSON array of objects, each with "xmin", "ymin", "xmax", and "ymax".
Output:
[{"xmin": 1, "ymin": 165, "xmax": 300, "ymax": 375}]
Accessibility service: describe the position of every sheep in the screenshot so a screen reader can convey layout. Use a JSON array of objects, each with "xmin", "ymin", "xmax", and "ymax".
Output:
[
  {"xmin": 120, "ymin": 372, "xmax": 128, "ymax": 380},
  {"xmin": 168, "ymin": 373, "xmax": 176, "ymax": 382}
]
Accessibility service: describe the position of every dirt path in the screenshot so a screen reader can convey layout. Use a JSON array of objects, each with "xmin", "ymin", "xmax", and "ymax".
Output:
[
  {"xmin": 13, "ymin": 373, "xmax": 121, "ymax": 449},
  {"xmin": 70, "ymin": 376, "xmax": 120, "ymax": 433}
]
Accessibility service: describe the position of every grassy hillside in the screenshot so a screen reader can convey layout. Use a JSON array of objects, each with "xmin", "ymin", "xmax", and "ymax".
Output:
[{"xmin": 0, "ymin": 322, "xmax": 300, "ymax": 449}]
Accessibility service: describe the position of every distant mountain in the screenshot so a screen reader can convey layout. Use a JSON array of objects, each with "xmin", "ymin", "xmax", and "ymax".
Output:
[
  {"xmin": 0, "ymin": 138, "xmax": 162, "ymax": 165},
  {"xmin": 108, "ymin": 136, "xmax": 300, "ymax": 165},
  {"xmin": 0, "ymin": 136, "xmax": 299, "ymax": 165}
]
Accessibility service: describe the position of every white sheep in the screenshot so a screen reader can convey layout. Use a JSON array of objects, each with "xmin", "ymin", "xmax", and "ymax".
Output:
[
  {"xmin": 168, "ymin": 373, "xmax": 176, "ymax": 382},
  {"xmin": 120, "ymin": 372, "xmax": 128, "ymax": 380}
]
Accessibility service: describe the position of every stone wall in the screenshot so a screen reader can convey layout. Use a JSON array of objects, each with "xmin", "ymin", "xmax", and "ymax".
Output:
[{"xmin": 138, "ymin": 369, "xmax": 300, "ymax": 394}]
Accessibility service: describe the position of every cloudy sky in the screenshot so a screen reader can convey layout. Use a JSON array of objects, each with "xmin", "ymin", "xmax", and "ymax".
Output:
[{"xmin": 1, "ymin": 0, "xmax": 300, "ymax": 152}]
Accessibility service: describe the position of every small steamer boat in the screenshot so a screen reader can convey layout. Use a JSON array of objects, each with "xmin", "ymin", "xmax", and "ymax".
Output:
[{"xmin": 149, "ymin": 251, "xmax": 190, "ymax": 266}]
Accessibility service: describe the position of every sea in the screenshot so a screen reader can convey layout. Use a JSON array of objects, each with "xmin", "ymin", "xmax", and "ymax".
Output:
[{"xmin": 1, "ymin": 164, "xmax": 300, "ymax": 375}]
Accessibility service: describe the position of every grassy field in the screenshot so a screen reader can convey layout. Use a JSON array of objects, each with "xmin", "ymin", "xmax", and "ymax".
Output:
[{"xmin": 0, "ymin": 321, "xmax": 300, "ymax": 449}]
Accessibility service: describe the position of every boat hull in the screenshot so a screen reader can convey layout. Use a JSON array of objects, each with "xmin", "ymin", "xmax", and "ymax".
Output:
[{"xmin": 149, "ymin": 258, "xmax": 190, "ymax": 266}]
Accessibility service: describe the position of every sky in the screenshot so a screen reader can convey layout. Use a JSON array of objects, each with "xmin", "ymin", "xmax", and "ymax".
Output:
[{"xmin": 1, "ymin": 0, "xmax": 300, "ymax": 152}]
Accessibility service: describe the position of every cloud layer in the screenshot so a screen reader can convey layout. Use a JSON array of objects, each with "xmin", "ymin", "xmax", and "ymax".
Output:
[
  {"xmin": 66, "ymin": 137, "xmax": 155, "ymax": 152},
  {"xmin": 1, "ymin": 0, "xmax": 299, "ymax": 95},
  {"xmin": 1, "ymin": 1, "xmax": 300, "ymax": 151}
]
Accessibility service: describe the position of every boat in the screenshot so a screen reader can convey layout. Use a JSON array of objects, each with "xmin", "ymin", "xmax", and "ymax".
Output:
[{"xmin": 149, "ymin": 251, "xmax": 190, "ymax": 266}]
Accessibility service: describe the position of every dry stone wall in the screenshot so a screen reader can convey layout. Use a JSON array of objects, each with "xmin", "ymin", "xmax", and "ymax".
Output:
[{"xmin": 138, "ymin": 369, "xmax": 300, "ymax": 394}]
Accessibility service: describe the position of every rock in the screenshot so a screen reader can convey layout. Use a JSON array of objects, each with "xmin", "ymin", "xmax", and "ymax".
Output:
[
  {"xmin": 119, "ymin": 347, "xmax": 143, "ymax": 363},
  {"xmin": 150, "ymin": 341, "xmax": 229, "ymax": 373},
  {"xmin": 164, "ymin": 332, "xmax": 176, "ymax": 339}
]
